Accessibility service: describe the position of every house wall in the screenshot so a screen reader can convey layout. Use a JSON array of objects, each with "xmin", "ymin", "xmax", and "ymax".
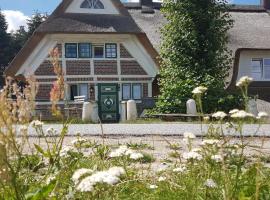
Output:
[
  {"xmin": 18, "ymin": 34, "xmax": 158, "ymax": 120},
  {"xmin": 237, "ymin": 50, "xmax": 270, "ymax": 101}
]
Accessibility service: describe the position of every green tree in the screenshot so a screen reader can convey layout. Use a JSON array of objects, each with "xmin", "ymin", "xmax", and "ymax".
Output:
[
  {"xmin": 27, "ymin": 12, "xmax": 48, "ymax": 37},
  {"xmin": 156, "ymin": 0, "xmax": 236, "ymax": 113},
  {"xmin": 11, "ymin": 26, "xmax": 28, "ymax": 58}
]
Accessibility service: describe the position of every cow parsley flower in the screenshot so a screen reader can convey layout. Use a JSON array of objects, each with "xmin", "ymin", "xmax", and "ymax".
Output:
[
  {"xmin": 30, "ymin": 120, "xmax": 44, "ymax": 128},
  {"xmin": 72, "ymin": 168, "xmax": 93, "ymax": 185},
  {"xmin": 19, "ymin": 125, "xmax": 28, "ymax": 132},
  {"xmin": 183, "ymin": 151, "xmax": 202, "ymax": 161},
  {"xmin": 229, "ymin": 109, "xmax": 240, "ymax": 114},
  {"xmin": 212, "ymin": 111, "xmax": 227, "ymax": 120},
  {"xmin": 173, "ymin": 165, "xmax": 187, "ymax": 173},
  {"xmin": 158, "ymin": 176, "xmax": 166, "ymax": 182},
  {"xmin": 46, "ymin": 176, "xmax": 56, "ymax": 185},
  {"xmin": 201, "ymin": 139, "xmax": 220, "ymax": 146},
  {"xmin": 46, "ymin": 127, "xmax": 57, "ymax": 136},
  {"xmin": 107, "ymin": 167, "xmax": 125, "ymax": 177},
  {"xmin": 231, "ymin": 110, "xmax": 255, "ymax": 119},
  {"xmin": 71, "ymin": 138, "xmax": 87, "ymax": 146},
  {"xmin": 149, "ymin": 184, "xmax": 158, "ymax": 189},
  {"xmin": 60, "ymin": 146, "xmax": 76, "ymax": 157},
  {"xmin": 184, "ymin": 132, "xmax": 196, "ymax": 139},
  {"xmin": 258, "ymin": 112, "xmax": 269, "ymax": 119},
  {"xmin": 236, "ymin": 76, "xmax": 253, "ymax": 87},
  {"xmin": 130, "ymin": 152, "xmax": 144, "ymax": 160},
  {"xmin": 76, "ymin": 177, "xmax": 94, "ymax": 192},
  {"xmin": 211, "ymin": 155, "xmax": 223, "ymax": 163},
  {"xmin": 204, "ymin": 179, "xmax": 217, "ymax": 188},
  {"xmin": 192, "ymin": 86, "xmax": 208, "ymax": 95},
  {"xmin": 109, "ymin": 145, "xmax": 131, "ymax": 158}
]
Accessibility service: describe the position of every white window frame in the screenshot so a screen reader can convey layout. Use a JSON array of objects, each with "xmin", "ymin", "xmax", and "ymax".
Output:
[
  {"xmin": 122, "ymin": 83, "xmax": 142, "ymax": 100},
  {"xmin": 251, "ymin": 58, "xmax": 270, "ymax": 80},
  {"xmin": 69, "ymin": 83, "xmax": 88, "ymax": 100},
  {"xmin": 251, "ymin": 58, "xmax": 263, "ymax": 80}
]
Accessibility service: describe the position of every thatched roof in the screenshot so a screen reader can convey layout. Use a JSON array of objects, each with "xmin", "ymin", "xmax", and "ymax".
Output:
[{"xmin": 128, "ymin": 6, "xmax": 270, "ymax": 54}]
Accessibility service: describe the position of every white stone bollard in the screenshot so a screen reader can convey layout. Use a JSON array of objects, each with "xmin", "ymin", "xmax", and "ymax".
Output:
[
  {"xmin": 82, "ymin": 102, "xmax": 91, "ymax": 121},
  {"xmin": 120, "ymin": 101, "xmax": 127, "ymax": 122},
  {"xmin": 186, "ymin": 99, "xmax": 197, "ymax": 115},
  {"xmin": 248, "ymin": 99, "xmax": 258, "ymax": 116},
  {"xmin": 127, "ymin": 100, "xmax": 137, "ymax": 121},
  {"xmin": 90, "ymin": 102, "xmax": 99, "ymax": 123}
]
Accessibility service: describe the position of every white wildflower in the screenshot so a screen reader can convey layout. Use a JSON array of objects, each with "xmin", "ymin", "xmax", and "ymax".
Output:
[
  {"xmin": 72, "ymin": 168, "xmax": 93, "ymax": 185},
  {"xmin": 76, "ymin": 177, "xmax": 94, "ymax": 192},
  {"xmin": 158, "ymin": 176, "xmax": 166, "ymax": 182},
  {"xmin": 173, "ymin": 165, "xmax": 187, "ymax": 173},
  {"xmin": 231, "ymin": 110, "xmax": 255, "ymax": 119},
  {"xmin": 183, "ymin": 151, "xmax": 202, "ymax": 161},
  {"xmin": 211, "ymin": 155, "xmax": 223, "ymax": 163},
  {"xmin": 184, "ymin": 132, "xmax": 196, "ymax": 139},
  {"xmin": 258, "ymin": 112, "xmax": 269, "ymax": 119},
  {"xmin": 191, "ymin": 148, "xmax": 202, "ymax": 152},
  {"xmin": 46, "ymin": 127, "xmax": 57, "ymax": 136},
  {"xmin": 130, "ymin": 152, "xmax": 144, "ymax": 160},
  {"xmin": 109, "ymin": 145, "xmax": 131, "ymax": 158},
  {"xmin": 46, "ymin": 176, "xmax": 56, "ymax": 185},
  {"xmin": 107, "ymin": 167, "xmax": 125, "ymax": 177},
  {"xmin": 201, "ymin": 139, "xmax": 220, "ymax": 146},
  {"xmin": 60, "ymin": 146, "xmax": 75, "ymax": 157},
  {"xmin": 192, "ymin": 86, "xmax": 208, "ymax": 95},
  {"xmin": 204, "ymin": 179, "xmax": 217, "ymax": 188},
  {"xmin": 229, "ymin": 109, "xmax": 239, "ymax": 114},
  {"xmin": 71, "ymin": 138, "xmax": 87, "ymax": 146},
  {"xmin": 236, "ymin": 76, "xmax": 253, "ymax": 87},
  {"xmin": 149, "ymin": 184, "xmax": 158, "ymax": 189},
  {"xmin": 212, "ymin": 111, "xmax": 227, "ymax": 120},
  {"xmin": 30, "ymin": 120, "xmax": 44, "ymax": 128},
  {"xmin": 203, "ymin": 116, "xmax": 210, "ymax": 121}
]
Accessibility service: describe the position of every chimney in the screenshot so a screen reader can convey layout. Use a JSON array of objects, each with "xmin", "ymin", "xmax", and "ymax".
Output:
[
  {"xmin": 263, "ymin": 0, "xmax": 270, "ymax": 10},
  {"xmin": 141, "ymin": 0, "xmax": 154, "ymax": 14}
]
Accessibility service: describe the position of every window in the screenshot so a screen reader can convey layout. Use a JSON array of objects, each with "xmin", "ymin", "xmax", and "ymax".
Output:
[
  {"xmin": 251, "ymin": 59, "xmax": 263, "ymax": 79},
  {"xmin": 70, "ymin": 84, "xmax": 88, "ymax": 100},
  {"xmin": 80, "ymin": 0, "xmax": 104, "ymax": 9},
  {"xmin": 79, "ymin": 43, "xmax": 91, "ymax": 58},
  {"xmin": 105, "ymin": 43, "xmax": 117, "ymax": 58},
  {"xmin": 93, "ymin": 45, "xmax": 104, "ymax": 58},
  {"xmin": 65, "ymin": 43, "xmax": 77, "ymax": 58},
  {"xmin": 264, "ymin": 59, "xmax": 270, "ymax": 79},
  {"xmin": 122, "ymin": 83, "xmax": 142, "ymax": 100},
  {"xmin": 132, "ymin": 84, "xmax": 142, "ymax": 100},
  {"xmin": 122, "ymin": 84, "xmax": 131, "ymax": 100}
]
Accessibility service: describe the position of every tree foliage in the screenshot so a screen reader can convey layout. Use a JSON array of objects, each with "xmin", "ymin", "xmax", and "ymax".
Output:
[
  {"xmin": 27, "ymin": 12, "xmax": 48, "ymax": 37},
  {"xmin": 156, "ymin": 0, "xmax": 236, "ymax": 113}
]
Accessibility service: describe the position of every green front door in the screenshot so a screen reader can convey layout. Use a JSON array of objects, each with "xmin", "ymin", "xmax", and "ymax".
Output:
[{"xmin": 98, "ymin": 83, "xmax": 119, "ymax": 123}]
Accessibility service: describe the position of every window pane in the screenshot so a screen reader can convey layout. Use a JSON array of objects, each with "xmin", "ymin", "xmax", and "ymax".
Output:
[
  {"xmin": 105, "ymin": 44, "xmax": 117, "ymax": 58},
  {"xmin": 65, "ymin": 44, "xmax": 77, "ymax": 58},
  {"xmin": 79, "ymin": 84, "xmax": 88, "ymax": 100},
  {"xmin": 264, "ymin": 59, "xmax": 270, "ymax": 65},
  {"xmin": 70, "ymin": 85, "xmax": 78, "ymax": 100},
  {"xmin": 79, "ymin": 43, "xmax": 91, "ymax": 58},
  {"xmin": 265, "ymin": 66, "xmax": 270, "ymax": 79},
  {"xmin": 122, "ymin": 84, "xmax": 131, "ymax": 100},
  {"xmin": 133, "ymin": 84, "xmax": 142, "ymax": 100},
  {"xmin": 251, "ymin": 59, "xmax": 262, "ymax": 79},
  {"xmin": 94, "ymin": 46, "xmax": 104, "ymax": 58}
]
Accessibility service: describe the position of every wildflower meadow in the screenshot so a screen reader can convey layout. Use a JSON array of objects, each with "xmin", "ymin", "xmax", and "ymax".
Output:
[{"xmin": 0, "ymin": 50, "xmax": 270, "ymax": 199}]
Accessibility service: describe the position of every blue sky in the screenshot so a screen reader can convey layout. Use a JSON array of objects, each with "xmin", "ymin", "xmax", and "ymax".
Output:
[{"xmin": 0, "ymin": 0, "xmax": 261, "ymax": 32}]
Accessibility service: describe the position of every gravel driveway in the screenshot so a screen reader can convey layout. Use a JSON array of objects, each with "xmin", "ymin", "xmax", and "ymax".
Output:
[{"xmin": 23, "ymin": 123, "xmax": 270, "ymax": 137}]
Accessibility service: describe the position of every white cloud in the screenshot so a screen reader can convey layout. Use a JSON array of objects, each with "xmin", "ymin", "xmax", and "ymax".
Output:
[{"xmin": 2, "ymin": 10, "xmax": 29, "ymax": 33}]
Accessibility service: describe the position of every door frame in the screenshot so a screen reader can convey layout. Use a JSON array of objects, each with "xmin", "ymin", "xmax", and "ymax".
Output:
[{"xmin": 98, "ymin": 83, "xmax": 119, "ymax": 123}]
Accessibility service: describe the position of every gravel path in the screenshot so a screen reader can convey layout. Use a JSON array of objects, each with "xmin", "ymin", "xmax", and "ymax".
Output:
[{"xmin": 23, "ymin": 123, "xmax": 270, "ymax": 137}]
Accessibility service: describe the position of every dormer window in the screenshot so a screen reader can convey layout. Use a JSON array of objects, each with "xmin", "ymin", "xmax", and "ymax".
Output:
[{"xmin": 80, "ymin": 0, "xmax": 105, "ymax": 9}]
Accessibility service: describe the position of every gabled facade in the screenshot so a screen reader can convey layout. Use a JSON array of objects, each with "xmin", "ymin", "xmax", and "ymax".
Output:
[
  {"xmin": 6, "ymin": 0, "xmax": 270, "ymax": 121},
  {"xmin": 6, "ymin": 0, "xmax": 159, "ymax": 122}
]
